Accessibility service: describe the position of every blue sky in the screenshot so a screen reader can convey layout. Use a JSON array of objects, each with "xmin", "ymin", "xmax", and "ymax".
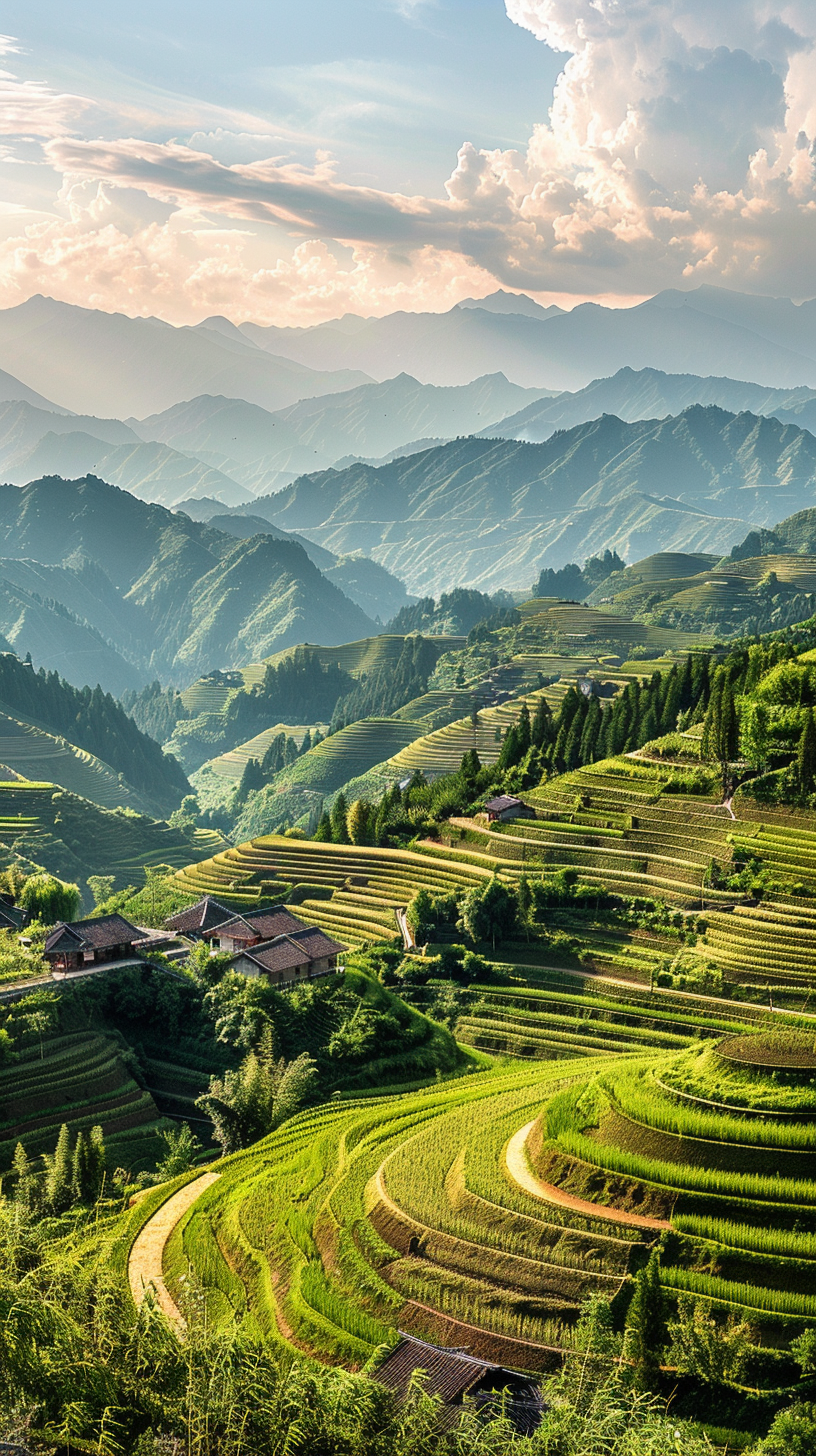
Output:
[
  {"xmin": 0, "ymin": 0, "xmax": 813, "ymax": 325},
  {"xmin": 3, "ymin": 1, "xmax": 562, "ymax": 192}
]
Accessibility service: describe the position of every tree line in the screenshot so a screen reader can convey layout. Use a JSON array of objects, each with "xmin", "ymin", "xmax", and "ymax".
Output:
[{"xmin": 0, "ymin": 654, "xmax": 189, "ymax": 811}]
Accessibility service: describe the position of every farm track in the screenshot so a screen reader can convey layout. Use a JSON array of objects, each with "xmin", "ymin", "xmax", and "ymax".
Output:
[
  {"xmin": 503, "ymin": 1122, "xmax": 670, "ymax": 1232},
  {"xmin": 128, "ymin": 1171, "xmax": 221, "ymax": 1327}
]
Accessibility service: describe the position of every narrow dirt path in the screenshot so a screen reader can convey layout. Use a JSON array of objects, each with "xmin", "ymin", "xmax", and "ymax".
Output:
[
  {"xmin": 128, "ymin": 1170, "xmax": 221, "ymax": 1327},
  {"xmin": 503, "ymin": 1122, "xmax": 669, "ymax": 1232},
  {"xmin": 396, "ymin": 907, "xmax": 416, "ymax": 951}
]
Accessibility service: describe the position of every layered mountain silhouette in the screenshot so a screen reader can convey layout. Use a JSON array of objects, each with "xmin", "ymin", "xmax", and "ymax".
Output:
[
  {"xmin": 0, "ymin": 296, "xmax": 372, "ymax": 417},
  {"xmin": 0, "ymin": 475, "xmax": 386, "ymax": 689},
  {"xmin": 237, "ymin": 405, "xmax": 816, "ymax": 595},
  {"xmin": 239, "ymin": 285, "xmax": 816, "ymax": 391}
]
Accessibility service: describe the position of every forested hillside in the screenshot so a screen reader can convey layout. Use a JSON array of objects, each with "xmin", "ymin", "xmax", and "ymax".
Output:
[
  {"xmin": 0, "ymin": 653, "xmax": 189, "ymax": 813},
  {"xmin": 0, "ymin": 475, "xmax": 377, "ymax": 685}
]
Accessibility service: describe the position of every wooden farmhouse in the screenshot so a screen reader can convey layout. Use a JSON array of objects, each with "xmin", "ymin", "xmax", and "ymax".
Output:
[
  {"xmin": 484, "ymin": 794, "xmax": 526, "ymax": 822},
  {"xmin": 44, "ymin": 913, "xmax": 143, "ymax": 972},
  {"xmin": 374, "ymin": 1333, "xmax": 543, "ymax": 1435}
]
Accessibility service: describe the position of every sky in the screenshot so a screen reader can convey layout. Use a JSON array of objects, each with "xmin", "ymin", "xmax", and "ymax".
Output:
[{"xmin": 0, "ymin": 0, "xmax": 815, "ymax": 326}]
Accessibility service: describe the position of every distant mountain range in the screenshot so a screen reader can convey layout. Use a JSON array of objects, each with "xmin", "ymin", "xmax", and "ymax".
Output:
[
  {"xmin": 131, "ymin": 372, "xmax": 549, "ymax": 495},
  {"xmin": 228, "ymin": 405, "xmax": 816, "ymax": 596},
  {"xmin": 0, "ymin": 295, "xmax": 371, "ymax": 417},
  {"xmin": 238, "ymin": 284, "xmax": 816, "ymax": 391},
  {"xmin": 0, "ymin": 475, "xmax": 402, "ymax": 691}
]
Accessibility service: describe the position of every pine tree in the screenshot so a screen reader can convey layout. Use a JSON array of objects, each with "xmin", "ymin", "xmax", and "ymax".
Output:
[
  {"xmin": 579, "ymin": 696, "xmax": 602, "ymax": 763},
  {"xmin": 12, "ymin": 1142, "xmax": 32, "ymax": 1208},
  {"xmin": 71, "ymin": 1130, "xmax": 91, "ymax": 1204},
  {"xmin": 346, "ymin": 799, "xmax": 371, "ymax": 846},
  {"xmin": 497, "ymin": 723, "xmax": 522, "ymax": 771},
  {"xmin": 563, "ymin": 696, "xmax": 588, "ymax": 770},
  {"xmin": 624, "ymin": 1252, "xmax": 666, "ymax": 1389},
  {"xmin": 330, "ymin": 792, "xmax": 349, "ymax": 843},
  {"xmin": 313, "ymin": 810, "xmax": 332, "ymax": 842},
  {"xmin": 798, "ymin": 708, "xmax": 816, "ymax": 796},
  {"xmin": 702, "ymin": 668, "xmax": 739, "ymax": 794},
  {"xmin": 88, "ymin": 1125, "xmax": 107, "ymax": 1201},
  {"xmin": 45, "ymin": 1124, "xmax": 73, "ymax": 1213},
  {"xmin": 659, "ymin": 666, "xmax": 681, "ymax": 734},
  {"xmin": 517, "ymin": 702, "xmax": 532, "ymax": 754},
  {"xmin": 531, "ymin": 696, "xmax": 552, "ymax": 750}
]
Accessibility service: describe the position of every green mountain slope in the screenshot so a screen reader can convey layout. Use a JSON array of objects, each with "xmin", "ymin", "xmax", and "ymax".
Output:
[
  {"xmin": 249, "ymin": 406, "xmax": 816, "ymax": 595},
  {"xmin": 0, "ymin": 475, "xmax": 377, "ymax": 686}
]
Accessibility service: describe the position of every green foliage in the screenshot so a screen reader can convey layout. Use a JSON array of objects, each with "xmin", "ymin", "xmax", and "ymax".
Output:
[
  {"xmin": 197, "ymin": 1043, "xmax": 319, "ymax": 1152},
  {"xmin": 458, "ymin": 875, "xmax": 518, "ymax": 949},
  {"xmin": 19, "ymin": 873, "xmax": 81, "ymax": 925},
  {"xmin": 753, "ymin": 1402, "xmax": 816, "ymax": 1455},
  {"xmin": 152, "ymin": 1123, "xmax": 202, "ymax": 1182},
  {"xmin": 0, "ymin": 653, "xmax": 190, "ymax": 812},
  {"xmin": 87, "ymin": 873, "xmax": 115, "ymax": 909},
  {"xmin": 622, "ymin": 1252, "xmax": 665, "ymax": 1388}
]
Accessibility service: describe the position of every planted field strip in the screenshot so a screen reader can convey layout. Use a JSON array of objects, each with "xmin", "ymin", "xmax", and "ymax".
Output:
[
  {"xmin": 0, "ymin": 780, "xmax": 216, "ymax": 894},
  {"xmin": 0, "ymin": 712, "xmax": 144, "ymax": 811},
  {"xmin": 271, "ymin": 719, "xmax": 427, "ymax": 797},
  {"xmin": 115, "ymin": 1053, "xmax": 640, "ymax": 1369},
  {"xmin": 174, "ymin": 835, "xmax": 494, "ymax": 942},
  {"xmin": 263, "ymin": 635, "xmax": 466, "ymax": 679},
  {"xmin": 202, "ymin": 724, "xmax": 326, "ymax": 783},
  {"xmin": 0, "ymin": 1031, "xmax": 166, "ymax": 1169}
]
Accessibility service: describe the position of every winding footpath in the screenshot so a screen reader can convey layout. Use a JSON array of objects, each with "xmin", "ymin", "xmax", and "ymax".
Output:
[
  {"xmin": 128, "ymin": 1171, "xmax": 221, "ymax": 1328},
  {"xmin": 503, "ymin": 1122, "xmax": 669, "ymax": 1232}
]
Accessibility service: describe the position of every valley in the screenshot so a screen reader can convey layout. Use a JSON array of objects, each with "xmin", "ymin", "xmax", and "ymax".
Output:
[{"xmin": 9, "ymin": 283, "xmax": 816, "ymax": 1456}]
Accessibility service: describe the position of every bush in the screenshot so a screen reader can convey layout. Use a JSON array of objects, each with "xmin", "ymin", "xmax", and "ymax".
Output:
[{"xmin": 19, "ymin": 874, "xmax": 81, "ymax": 925}]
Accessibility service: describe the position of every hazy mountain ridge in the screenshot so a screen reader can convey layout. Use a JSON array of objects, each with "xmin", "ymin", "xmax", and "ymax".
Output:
[
  {"xmin": 237, "ymin": 285, "xmax": 816, "ymax": 391},
  {"xmin": 241, "ymin": 405, "xmax": 816, "ymax": 595},
  {"xmin": 0, "ymin": 295, "xmax": 373, "ymax": 417},
  {"xmin": 490, "ymin": 366, "xmax": 816, "ymax": 442},
  {"xmin": 0, "ymin": 475, "xmax": 378, "ymax": 687}
]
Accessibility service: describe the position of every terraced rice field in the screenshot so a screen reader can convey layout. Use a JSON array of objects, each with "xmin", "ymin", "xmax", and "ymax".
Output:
[
  {"xmin": 117, "ymin": 1053, "xmax": 646, "ymax": 1368},
  {"xmin": 198, "ymin": 724, "xmax": 326, "ymax": 785},
  {"xmin": 0, "ymin": 780, "xmax": 228, "ymax": 892},
  {"xmin": 449, "ymin": 977, "xmax": 761, "ymax": 1062},
  {"xmin": 173, "ymin": 836, "xmax": 500, "ymax": 944},
  {"xmin": 537, "ymin": 1034, "xmax": 816, "ymax": 1332},
  {"xmin": 270, "ymin": 719, "xmax": 428, "ymax": 797},
  {"xmin": 115, "ymin": 992, "xmax": 816, "ymax": 1382},
  {"xmin": 0, "ymin": 1030, "xmax": 168, "ymax": 1172},
  {"xmin": 262, "ymin": 635, "xmax": 466, "ymax": 678},
  {"xmin": 516, "ymin": 599, "xmax": 709, "ymax": 651},
  {"xmin": 0, "ymin": 712, "xmax": 145, "ymax": 811}
]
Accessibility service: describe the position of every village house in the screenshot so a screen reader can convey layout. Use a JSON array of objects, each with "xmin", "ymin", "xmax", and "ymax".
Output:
[
  {"xmin": 373, "ymin": 1333, "xmax": 543, "ymax": 1435},
  {"xmin": 484, "ymin": 794, "xmax": 527, "ymax": 823},
  {"xmin": 204, "ymin": 905, "xmax": 308, "ymax": 954},
  {"xmin": 164, "ymin": 895, "xmax": 233, "ymax": 940},
  {"xmin": 44, "ymin": 913, "xmax": 143, "ymax": 972},
  {"xmin": 229, "ymin": 926, "xmax": 345, "ymax": 986}
]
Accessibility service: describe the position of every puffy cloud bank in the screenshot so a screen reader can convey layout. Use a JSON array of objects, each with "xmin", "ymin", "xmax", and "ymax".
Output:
[{"xmin": 0, "ymin": 2, "xmax": 815, "ymax": 322}]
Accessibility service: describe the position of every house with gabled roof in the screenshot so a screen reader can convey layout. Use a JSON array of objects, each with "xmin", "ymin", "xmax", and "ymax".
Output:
[
  {"xmin": 373, "ymin": 1333, "xmax": 544, "ymax": 1435},
  {"xmin": 164, "ymin": 895, "xmax": 233, "ymax": 940},
  {"xmin": 205, "ymin": 905, "xmax": 307, "ymax": 954},
  {"xmin": 230, "ymin": 925, "xmax": 345, "ymax": 987},
  {"xmin": 44, "ymin": 913, "xmax": 143, "ymax": 972}
]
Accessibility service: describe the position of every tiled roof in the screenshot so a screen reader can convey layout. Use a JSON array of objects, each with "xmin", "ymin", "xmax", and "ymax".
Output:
[
  {"xmin": 164, "ymin": 896, "xmax": 232, "ymax": 935},
  {"xmin": 375, "ymin": 1335, "xmax": 527, "ymax": 1403},
  {"xmin": 45, "ymin": 913, "xmax": 141, "ymax": 954},
  {"xmin": 236, "ymin": 925, "xmax": 346, "ymax": 974},
  {"xmin": 215, "ymin": 907, "xmax": 306, "ymax": 941},
  {"xmin": 238, "ymin": 938, "xmax": 314, "ymax": 973},
  {"xmin": 484, "ymin": 795, "xmax": 523, "ymax": 813}
]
